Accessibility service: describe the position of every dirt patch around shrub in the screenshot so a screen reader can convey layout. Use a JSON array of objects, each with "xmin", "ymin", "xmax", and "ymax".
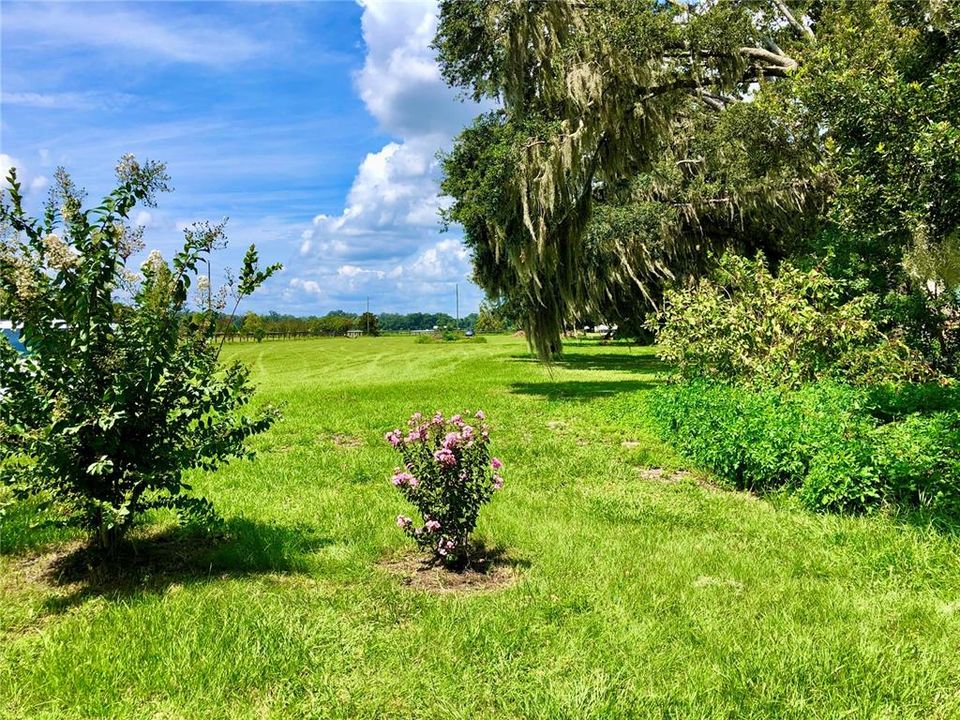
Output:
[
  {"xmin": 3, "ymin": 539, "xmax": 86, "ymax": 593},
  {"xmin": 379, "ymin": 544, "xmax": 526, "ymax": 594}
]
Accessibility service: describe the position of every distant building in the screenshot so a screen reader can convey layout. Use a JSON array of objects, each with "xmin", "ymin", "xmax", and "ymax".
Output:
[{"xmin": 345, "ymin": 329, "xmax": 363, "ymax": 338}]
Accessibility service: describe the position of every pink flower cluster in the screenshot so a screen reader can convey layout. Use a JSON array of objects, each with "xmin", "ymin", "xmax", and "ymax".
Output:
[
  {"xmin": 391, "ymin": 470, "xmax": 418, "ymax": 488},
  {"xmin": 386, "ymin": 409, "xmax": 504, "ymax": 565},
  {"xmin": 491, "ymin": 458, "xmax": 504, "ymax": 489},
  {"xmin": 385, "ymin": 429, "xmax": 403, "ymax": 447},
  {"xmin": 433, "ymin": 447, "xmax": 457, "ymax": 466}
]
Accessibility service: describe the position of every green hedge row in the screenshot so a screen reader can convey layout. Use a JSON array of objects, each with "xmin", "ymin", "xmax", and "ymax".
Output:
[{"xmin": 650, "ymin": 380, "xmax": 960, "ymax": 517}]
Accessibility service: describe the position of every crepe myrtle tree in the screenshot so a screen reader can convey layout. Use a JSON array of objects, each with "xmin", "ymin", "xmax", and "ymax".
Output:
[{"xmin": 0, "ymin": 156, "xmax": 281, "ymax": 552}]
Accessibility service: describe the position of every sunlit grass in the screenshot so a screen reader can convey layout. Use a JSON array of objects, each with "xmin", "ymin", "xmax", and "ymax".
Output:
[{"xmin": 2, "ymin": 335, "xmax": 960, "ymax": 718}]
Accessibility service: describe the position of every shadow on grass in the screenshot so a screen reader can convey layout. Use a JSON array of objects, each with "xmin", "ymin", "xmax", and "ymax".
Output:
[
  {"xmin": 511, "ymin": 379, "xmax": 658, "ymax": 401},
  {"xmin": 34, "ymin": 517, "xmax": 333, "ymax": 612},
  {"xmin": 886, "ymin": 505, "xmax": 960, "ymax": 536},
  {"xmin": 380, "ymin": 540, "xmax": 530, "ymax": 593},
  {"xmin": 511, "ymin": 352, "xmax": 670, "ymax": 376},
  {"xmin": 0, "ymin": 496, "xmax": 80, "ymax": 557},
  {"xmin": 451, "ymin": 540, "xmax": 531, "ymax": 574}
]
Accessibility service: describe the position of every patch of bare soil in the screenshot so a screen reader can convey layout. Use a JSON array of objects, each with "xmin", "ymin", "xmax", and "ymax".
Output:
[
  {"xmin": 637, "ymin": 467, "xmax": 695, "ymax": 484},
  {"xmin": 380, "ymin": 545, "xmax": 525, "ymax": 594},
  {"xmin": 5, "ymin": 528, "xmax": 221, "ymax": 602},
  {"xmin": 319, "ymin": 433, "xmax": 364, "ymax": 449},
  {"xmin": 4, "ymin": 517, "xmax": 318, "ymax": 600},
  {"xmin": 693, "ymin": 575, "xmax": 745, "ymax": 593},
  {"xmin": 3, "ymin": 539, "xmax": 86, "ymax": 594},
  {"xmin": 1, "ymin": 540, "xmax": 89, "ymax": 637},
  {"xmin": 334, "ymin": 434, "xmax": 363, "ymax": 448},
  {"xmin": 637, "ymin": 467, "xmax": 759, "ymax": 500},
  {"xmin": 3, "ymin": 520, "xmax": 330, "ymax": 639}
]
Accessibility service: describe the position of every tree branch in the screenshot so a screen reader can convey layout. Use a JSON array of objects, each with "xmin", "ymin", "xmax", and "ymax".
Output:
[
  {"xmin": 642, "ymin": 58, "xmax": 792, "ymax": 104},
  {"xmin": 740, "ymin": 46, "xmax": 798, "ymax": 71},
  {"xmin": 693, "ymin": 89, "xmax": 728, "ymax": 112},
  {"xmin": 773, "ymin": 0, "xmax": 816, "ymax": 41},
  {"xmin": 764, "ymin": 38, "xmax": 785, "ymax": 56}
]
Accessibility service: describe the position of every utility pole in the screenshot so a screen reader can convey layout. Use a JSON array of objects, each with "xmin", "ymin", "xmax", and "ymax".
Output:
[
  {"xmin": 456, "ymin": 283, "xmax": 460, "ymax": 329},
  {"xmin": 366, "ymin": 296, "xmax": 370, "ymax": 335}
]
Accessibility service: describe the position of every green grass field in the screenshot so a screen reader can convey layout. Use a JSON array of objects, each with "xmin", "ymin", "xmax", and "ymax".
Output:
[{"xmin": 3, "ymin": 335, "xmax": 960, "ymax": 719}]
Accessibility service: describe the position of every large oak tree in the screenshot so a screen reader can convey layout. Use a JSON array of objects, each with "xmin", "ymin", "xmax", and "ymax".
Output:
[{"xmin": 437, "ymin": 0, "xmax": 959, "ymax": 363}]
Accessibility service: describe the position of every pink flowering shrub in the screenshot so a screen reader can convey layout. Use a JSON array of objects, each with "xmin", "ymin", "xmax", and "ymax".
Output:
[{"xmin": 386, "ymin": 410, "xmax": 504, "ymax": 567}]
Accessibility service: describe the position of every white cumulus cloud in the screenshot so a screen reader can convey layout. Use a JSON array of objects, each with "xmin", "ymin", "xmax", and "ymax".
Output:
[
  {"xmin": 356, "ymin": 0, "xmax": 478, "ymax": 138},
  {"xmin": 288, "ymin": 0, "xmax": 486, "ymax": 314},
  {"xmin": 408, "ymin": 239, "xmax": 470, "ymax": 280},
  {"xmin": 286, "ymin": 235, "xmax": 475, "ymax": 314},
  {"xmin": 0, "ymin": 154, "xmax": 48, "ymax": 197},
  {"xmin": 289, "ymin": 278, "xmax": 323, "ymax": 296}
]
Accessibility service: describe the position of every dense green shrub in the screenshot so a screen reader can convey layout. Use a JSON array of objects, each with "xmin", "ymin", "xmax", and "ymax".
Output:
[
  {"xmin": 800, "ymin": 446, "xmax": 881, "ymax": 513},
  {"xmin": 652, "ymin": 381, "xmax": 871, "ymax": 500},
  {"xmin": 866, "ymin": 383, "xmax": 960, "ymax": 421},
  {"xmin": 875, "ymin": 414, "xmax": 960, "ymax": 517},
  {"xmin": 651, "ymin": 380, "xmax": 960, "ymax": 517},
  {"xmin": 649, "ymin": 254, "xmax": 935, "ymax": 388},
  {"xmin": 0, "ymin": 159, "xmax": 280, "ymax": 551}
]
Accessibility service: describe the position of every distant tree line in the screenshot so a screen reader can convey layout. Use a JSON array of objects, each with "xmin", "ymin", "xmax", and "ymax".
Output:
[{"xmin": 218, "ymin": 309, "xmax": 487, "ymax": 339}]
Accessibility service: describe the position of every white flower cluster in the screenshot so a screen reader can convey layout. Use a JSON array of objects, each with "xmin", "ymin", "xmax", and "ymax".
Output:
[
  {"xmin": 42, "ymin": 233, "xmax": 77, "ymax": 271},
  {"xmin": 142, "ymin": 249, "xmax": 165, "ymax": 273}
]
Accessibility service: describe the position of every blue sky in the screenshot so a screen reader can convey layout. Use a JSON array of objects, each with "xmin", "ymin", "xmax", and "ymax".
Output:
[{"xmin": 0, "ymin": 0, "xmax": 485, "ymax": 316}]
